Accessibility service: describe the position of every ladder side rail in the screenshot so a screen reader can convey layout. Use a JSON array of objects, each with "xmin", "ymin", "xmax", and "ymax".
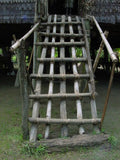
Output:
[
  {"xmin": 81, "ymin": 18, "xmax": 100, "ymax": 133},
  {"xmin": 68, "ymin": 16, "xmax": 85, "ymax": 135},
  {"xmin": 82, "ymin": 47, "xmax": 100, "ymax": 133},
  {"xmin": 30, "ymin": 16, "xmax": 52, "ymax": 142},
  {"xmin": 60, "ymin": 15, "xmax": 68, "ymax": 137},
  {"xmin": 45, "ymin": 15, "xmax": 57, "ymax": 139}
]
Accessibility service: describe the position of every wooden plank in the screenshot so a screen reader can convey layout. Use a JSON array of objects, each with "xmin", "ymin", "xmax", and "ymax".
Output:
[
  {"xmin": 29, "ymin": 93, "xmax": 92, "ymax": 99},
  {"xmin": 60, "ymin": 15, "xmax": 68, "ymax": 137},
  {"xmin": 35, "ymin": 41, "xmax": 85, "ymax": 47},
  {"xmin": 29, "ymin": 15, "xmax": 52, "ymax": 142},
  {"xmin": 68, "ymin": 16, "xmax": 85, "ymax": 134},
  {"xmin": 45, "ymin": 15, "xmax": 57, "ymax": 139},
  {"xmin": 29, "ymin": 118, "xmax": 101, "ymax": 124}
]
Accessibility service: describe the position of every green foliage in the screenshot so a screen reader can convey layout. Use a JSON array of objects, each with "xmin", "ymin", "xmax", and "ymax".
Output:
[
  {"xmin": 108, "ymin": 136, "xmax": 118, "ymax": 147},
  {"xmin": 76, "ymin": 48, "xmax": 83, "ymax": 57},
  {"xmin": 55, "ymin": 47, "xmax": 58, "ymax": 58},
  {"xmin": 21, "ymin": 143, "xmax": 46, "ymax": 156},
  {"xmin": 37, "ymin": 133, "xmax": 43, "ymax": 140},
  {"xmin": 11, "ymin": 55, "xmax": 17, "ymax": 63}
]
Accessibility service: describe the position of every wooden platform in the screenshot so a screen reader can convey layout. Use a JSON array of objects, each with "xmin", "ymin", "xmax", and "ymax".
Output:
[{"xmin": 30, "ymin": 134, "xmax": 109, "ymax": 152}]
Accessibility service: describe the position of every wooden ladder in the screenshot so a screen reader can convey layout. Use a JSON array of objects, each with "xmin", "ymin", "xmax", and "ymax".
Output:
[{"xmin": 29, "ymin": 15, "xmax": 101, "ymax": 142}]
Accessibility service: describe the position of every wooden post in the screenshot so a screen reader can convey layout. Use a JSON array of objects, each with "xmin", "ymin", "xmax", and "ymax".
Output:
[
  {"xmin": 19, "ymin": 40, "xmax": 29, "ymax": 140},
  {"xmin": 100, "ymin": 62, "xmax": 116, "ymax": 129}
]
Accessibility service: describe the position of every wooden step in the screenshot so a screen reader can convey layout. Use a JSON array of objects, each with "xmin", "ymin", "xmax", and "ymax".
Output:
[
  {"xmin": 29, "ymin": 93, "xmax": 92, "ymax": 100},
  {"xmin": 29, "ymin": 117, "xmax": 101, "ymax": 125},
  {"xmin": 39, "ymin": 32, "xmax": 86, "ymax": 38},
  {"xmin": 40, "ymin": 21, "xmax": 82, "ymax": 26},
  {"xmin": 30, "ymin": 73, "xmax": 90, "ymax": 80},
  {"xmin": 37, "ymin": 57, "xmax": 87, "ymax": 63},
  {"xmin": 35, "ymin": 41, "xmax": 85, "ymax": 47}
]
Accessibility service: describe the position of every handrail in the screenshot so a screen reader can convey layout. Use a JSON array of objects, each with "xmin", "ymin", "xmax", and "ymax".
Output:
[
  {"xmin": 10, "ymin": 22, "xmax": 39, "ymax": 52},
  {"xmin": 87, "ymin": 15, "xmax": 118, "ymax": 63}
]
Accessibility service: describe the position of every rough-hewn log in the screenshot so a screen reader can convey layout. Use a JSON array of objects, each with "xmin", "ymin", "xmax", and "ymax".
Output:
[{"xmin": 31, "ymin": 134, "xmax": 109, "ymax": 152}]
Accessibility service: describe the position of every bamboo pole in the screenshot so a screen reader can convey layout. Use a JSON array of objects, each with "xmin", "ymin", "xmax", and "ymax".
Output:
[
  {"xmin": 37, "ymin": 57, "xmax": 87, "ymax": 62},
  {"xmin": 100, "ymin": 63, "xmax": 116, "ymax": 129},
  {"xmin": 93, "ymin": 31, "xmax": 109, "ymax": 73},
  {"xmin": 10, "ymin": 23, "xmax": 39, "ymax": 52},
  {"xmin": 87, "ymin": 16, "xmax": 118, "ymax": 63},
  {"xmin": 35, "ymin": 41, "xmax": 85, "ymax": 47},
  {"xmin": 29, "ymin": 118, "xmax": 101, "ymax": 125},
  {"xmin": 30, "ymin": 74, "xmax": 90, "ymax": 79},
  {"xmin": 29, "ymin": 93, "xmax": 92, "ymax": 99},
  {"xmin": 39, "ymin": 32, "xmax": 85, "ymax": 38}
]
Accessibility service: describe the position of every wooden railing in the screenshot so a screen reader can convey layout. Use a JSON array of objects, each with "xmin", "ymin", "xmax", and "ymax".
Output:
[
  {"xmin": 87, "ymin": 15, "xmax": 118, "ymax": 129},
  {"xmin": 10, "ymin": 22, "xmax": 39, "ymax": 52}
]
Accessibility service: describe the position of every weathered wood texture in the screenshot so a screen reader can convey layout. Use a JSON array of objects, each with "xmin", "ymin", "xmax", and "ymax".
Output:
[
  {"xmin": 45, "ymin": 15, "xmax": 57, "ymax": 139},
  {"xmin": 29, "ymin": 16, "xmax": 52, "ymax": 142},
  {"xmin": 31, "ymin": 134, "xmax": 109, "ymax": 152},
  {"xmin": 19, "ymin": 41, "xmax": 29, "ymax": 140},
  {"xmin": 29, "ymin": 15, "xmax": 100, "ymax": 142}
]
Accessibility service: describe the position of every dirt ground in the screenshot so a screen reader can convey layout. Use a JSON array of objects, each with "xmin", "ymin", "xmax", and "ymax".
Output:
[{"xmin": 0, "ymin": 71, "xmax": 120, "ymax": 160}]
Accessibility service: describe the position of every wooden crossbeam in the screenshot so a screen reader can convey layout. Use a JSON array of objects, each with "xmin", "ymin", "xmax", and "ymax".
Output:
[
  {"xmin": 29, "ymin": 93, "xmax": 92, "ymax": 99},
  {"xmin": 41, "ymin": 22, "xmax": 82, "ymax": 25},
  {"xmin": 37, "ymin": 57, "xmax": 87, "ymax": 62},
  {"xmin": 30, "ymin": 74, "xmax": 90, "ymax": 79},
  {"xmin": 39, "ymin": 32, "xmax": 85, "ymax": 38},
  {"xmin": 29, "ymin": 118, "xmax": 101, "ymax": 125},
  {"xmin": 35, "ymin": 42, "xmax": 85, "ymax": 47}
]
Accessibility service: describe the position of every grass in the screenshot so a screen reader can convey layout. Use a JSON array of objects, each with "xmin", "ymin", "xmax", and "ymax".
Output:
[{"xmin": 0, "ymin": 74, "xmax": 120, "ymax": 159}]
